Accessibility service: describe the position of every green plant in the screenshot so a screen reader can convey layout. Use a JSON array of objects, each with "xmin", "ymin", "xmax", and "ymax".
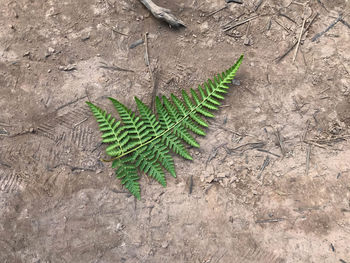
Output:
[{"xmin": 87, "ymin": 55, "xmax": 243, "ymax": 199}]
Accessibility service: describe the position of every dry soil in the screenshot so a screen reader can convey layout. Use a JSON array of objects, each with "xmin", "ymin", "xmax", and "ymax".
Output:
[{"xmin": 1, "ymin": 0, "xmax": 350, "ymax": 262}]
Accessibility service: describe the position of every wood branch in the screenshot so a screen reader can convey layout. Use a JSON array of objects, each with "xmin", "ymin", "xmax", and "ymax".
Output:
[{"xmin": 139, "ymin": 0, "xmax": 185, "ymax": 28}]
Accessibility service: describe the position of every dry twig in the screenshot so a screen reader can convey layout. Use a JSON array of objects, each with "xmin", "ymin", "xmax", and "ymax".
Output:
[
  {"xmin": 276, "ymin": 12, "xmax": 318, "ymax": 62},
  {"xmin": 223, "ymin": 15, "xmax": 260, "ymax": 32},
  {"xmin": 226, "ymin": 0, "xmax": 243, "ymax": 3},
  {"xmin": 254, "ymin": 0, "xmax": 264, "ymax": 12},
  {"xmin": 311, "ymin": 14, "xmax": 342, "ymax": 42},
  {"xmin": 188, "ymin": 175, "xmax": 193, "ymax": 194},
  {"xmin": 305, "ymin": 144, "xmax": 311, "ymax": 175},
  {"xmin": 257, "ymin": 156, "xmax": 270, "ymax": 179},
  {"xmin": 341, "ymin": 18, "xmax": 350, "ymax": 29},
  {"xmin": 144, "ymin": 33, "xmax": 157, "ymax": 112},
  {"xmin": 206, "ymin": 143, "xmax": 228, "ymax": 166},
  {"xmin": 139, "ymin": 0, "xmax": 185, "ymax": 27},
  {"xmin": 256, "ymin": 148, "xmax": 281, "ymax": 158},
  {"xmin": 207, "ymin": 6, "xmax": 227, "ymax": 18},
  {"xmin": 293, "ymin": 5, "xmax": 307, "ymax": 62},
  {"xmin": 255, "ymin": 218, "xmax": 285, "ymax": 223},
  {"xmin": 275, "ymin": 129, "xmax": 286, "ymax": 156},
  {"xmin": 99, "ymin": 62, "xmax": 134, "ymax": 72}
]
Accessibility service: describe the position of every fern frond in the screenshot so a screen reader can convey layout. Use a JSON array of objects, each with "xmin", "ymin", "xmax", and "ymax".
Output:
[{"xmin": 87, "ymin": 55, "xmax": 244, "ymax": 199}]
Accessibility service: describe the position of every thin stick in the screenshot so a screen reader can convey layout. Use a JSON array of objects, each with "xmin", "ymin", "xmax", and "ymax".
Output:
[
  {"xmin": 316, "ymin": 0, "xmax": 328, "ymax": 12},
  {"xmin": 278, "ymin": 12, "xmax": 296, "ymax": 24},
  {"xmin": 276, "ymin": 12, "xmax": 318, "ymax": 62},
  {"xmin": 340, "ymin": 18, "xmax": 350, "ymax": 29},
  {"xmin": 223, "ymin": 15, "xmax": 260, "ymax": 32},
  {"xmin": 311, "ymin": 14, "xmax": 342, "ymax": 42},
  {"xmin": 318, "ymin": 87, "xmax": 330, "ymax": 94},
  {"xmin": 256, "ymin": 148, "xmax": 281, "ymax": 158},
  {"xmin": 254, "ymin": 0, "xmax": 264, "ymax": 12},
  {"xmin": 275, "ymin": 129, "xmax": 286, "ymax": 156},
  {"xmin": 188, "ymin": 175, "xmax": 193, "ymax": 194},
  {"xmin": 206, "ymin": 143, "xmax": 228, "ymax": 166},
  {"xmin": 305, "ymin": 144, "xmax": 311, "ymax": 175},
  {"xmin": 255, "ymin": 218, "xmax": 285, "ymax": 223},
  {"xmin": 303, "ymin": 140, "xmax": 327, "ymax": 149},
  {"xmin": 56, "ymin": 95, "xmax": 87, "ymax": 111},
  {"xmin": 293, "ymin": 10, "xmax": 307, "ymax": 62},
  {"xmin": 257, "ymin": 156, "xmax": 270, "ymax": 179},
  {"xmin": 226, "ymin": 142, "xmax": 265, "ymax": 154},
  {"xmin": 243, "ymin": 21, "xmax": 251, "ymax": 45},
  {"xmin": 274, "ymin": 18, "xmax": 292, "ymax": 33},
  {"xmin": 144, "ymin": 33, "xmax": 150, "ymax": 66},
  {"xmin": 207, "ymin": 6, "xmax": 227, "ymax": 18},
  {"xmin": 301, "ymin": 119, "xmax": 310, "ymax": 142},
  {"xmin": 226, "ymin": 0, "xmax": 243, "ymax": 3},
  {"xmin": 73, "ymin": 117, "xmax": 89, "ymax": 128},
  {"xmin": 222, "ymin": 13, "xmax": 245, "ymax": 28},
  {"xmin": 101, "ymin": 23, "xmax": 128, "ymax": 36},
  {"xmin": 99, "ymin": 62, "xmax": 134, "ymax": 73},
  {"xmin": 144, "ymin": 32, "xmax": 157, "ymax": 112},
  {"xmin": 292, "ymin": 1, "xmax": 305, "ymax": 6}
]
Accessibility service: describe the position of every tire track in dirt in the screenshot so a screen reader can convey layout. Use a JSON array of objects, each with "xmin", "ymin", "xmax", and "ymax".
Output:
[
  {"xmin": 0, "ymin": 169, "xmax": 23, "ymax": 193},
  {"xmin": 0, "ymin": 103, "xmax": 101, "ymax": 197},
  {"xmin": 240, "ymin": 247, "xmax": 285, "ymax": 263},
  {"xmin": 36, "ymin": 105, "xmax": 92, "ymax": 141}
]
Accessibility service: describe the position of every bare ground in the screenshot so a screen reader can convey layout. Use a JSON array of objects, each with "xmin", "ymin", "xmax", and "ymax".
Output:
[{"xmin": 1, "ymin": 0, "xmax": 350, "ymax": 262}]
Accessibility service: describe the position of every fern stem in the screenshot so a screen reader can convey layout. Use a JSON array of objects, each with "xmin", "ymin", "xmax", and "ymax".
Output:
[{"xmin": 102, "ymin": 55, "xmax": 243, "ymax": 162}]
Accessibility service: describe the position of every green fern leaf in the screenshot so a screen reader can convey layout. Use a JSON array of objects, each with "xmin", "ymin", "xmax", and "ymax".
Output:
[{"xmin": 87, "ymin": 55, "xmax": 243, "ymax": 199}]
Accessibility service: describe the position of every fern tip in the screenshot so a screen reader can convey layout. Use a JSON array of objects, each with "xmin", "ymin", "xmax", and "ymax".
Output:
[{"xmin": 86, "ymin": 101, "xmax": 94, "ymax": 107}]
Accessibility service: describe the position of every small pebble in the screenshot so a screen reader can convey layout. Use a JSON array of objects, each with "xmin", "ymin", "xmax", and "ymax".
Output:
[
  {"xmin": 59, "ymin": 64, "xmax": 77, "ymax": 71},
  {"xmin": 161, "ymin": 241, "xmax": 169, "ymax": 248},
  {"xmin": 232, "ymin": 79, "xmax": 240, "ymax": 86}
]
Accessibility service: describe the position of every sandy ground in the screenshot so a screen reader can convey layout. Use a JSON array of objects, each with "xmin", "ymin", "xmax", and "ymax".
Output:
[{"xmin": 1, "ymin": 0, "xmax": 350, "ymax": 262}]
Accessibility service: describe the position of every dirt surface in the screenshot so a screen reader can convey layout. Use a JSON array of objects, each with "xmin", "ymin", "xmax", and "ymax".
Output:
[{"xmin": 1, "ymin": 0, "xmax": 350, "ymax": 262}]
